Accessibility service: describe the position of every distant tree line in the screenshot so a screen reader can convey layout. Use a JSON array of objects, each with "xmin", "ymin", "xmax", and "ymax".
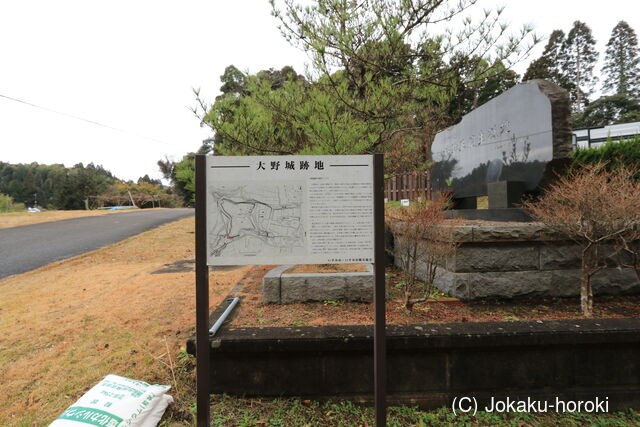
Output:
[
  {"xmin": 0, "ymin": 162, "xmax": 179, "ymax": 210},
  {"xmin": 0, "ymin": 162, "xmax": 113, "ymax": 209}
]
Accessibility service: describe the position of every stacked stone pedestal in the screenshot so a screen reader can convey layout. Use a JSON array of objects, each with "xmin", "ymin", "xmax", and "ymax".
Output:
[{"xmin": 392, "ymin": 223, "xmax": 640, "ymax": 300}]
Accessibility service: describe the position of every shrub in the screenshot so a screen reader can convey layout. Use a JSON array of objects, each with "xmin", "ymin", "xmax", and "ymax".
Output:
[
  {"xmin": 523, "ymin": 163, "xmax": 640, "ymax": 317},
  {"xmin": 386, "ymin": 197, "xmax": 459, "ymax": 310},
  {"xmin": 571, "ymin": 137, "xmax": 640, "ymax": 179},
  {"xmin": 0, "ymin": 193, "xmax": 14, "ymax": 212}
]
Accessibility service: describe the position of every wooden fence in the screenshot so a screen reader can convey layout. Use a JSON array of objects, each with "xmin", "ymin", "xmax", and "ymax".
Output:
[{"xmin": 384, "ymin": 170, "xmax": 431, "ymax": 202}]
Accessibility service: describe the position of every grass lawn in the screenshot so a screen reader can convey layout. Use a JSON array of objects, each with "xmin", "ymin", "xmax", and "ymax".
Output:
[
  {"xmin": 202, "ymin": 396, "xmax": 639, "ymax": 426},
  {"xmin": 1, "ymin": 216, "xmax": 638, "ymax": 426},
  {"xmin": 0, "ymin": 217, "xmax": 249, "ymax": 425}
]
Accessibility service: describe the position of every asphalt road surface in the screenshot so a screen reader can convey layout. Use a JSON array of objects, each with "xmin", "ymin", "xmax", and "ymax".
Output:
[{"xmin": 0, "ymin": 209, "xmax": 194, "ymax": 280}]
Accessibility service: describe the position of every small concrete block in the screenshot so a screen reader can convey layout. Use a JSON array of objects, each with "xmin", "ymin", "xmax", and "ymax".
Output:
[
  {"xmin": 262, "ymin": 265, "xmax": 290, "ymax": 304},
  {"xmin": 344, "ymin": 265, "xmax": 374, "ymax": 302},
  {"xmin": 281, "ymin": 275, "xmax": 347, "ymax": 304},
  {"xmin": 487, "ymin": 181, "xmax": 526, "ymax": 209}
]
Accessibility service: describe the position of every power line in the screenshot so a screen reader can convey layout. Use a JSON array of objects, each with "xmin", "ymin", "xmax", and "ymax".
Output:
[{"xmin": 0, "ymin": 93, "xmax": 177, "ymax": 147}]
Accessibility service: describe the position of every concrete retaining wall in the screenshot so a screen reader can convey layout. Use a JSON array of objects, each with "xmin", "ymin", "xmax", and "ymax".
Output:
[
  {"xmin": 186, "ymin": 312, "xmax": 640, "ymax": 410},
  {"xmin": 391, "ymin": 223, "xmax": 640, "ymax": 300},
  {"xmin": 263, "ymin": 264, "xmax": 374, "ymax": 304}
]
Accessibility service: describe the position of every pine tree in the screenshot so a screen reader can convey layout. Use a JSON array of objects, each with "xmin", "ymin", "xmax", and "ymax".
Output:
[
  {"xmin": 602, "ymin": 21, "xmax": 640, "ymax": 99},
  {"xmin": 560, "ymin": 21, "xmax": 599, "ymax": 112},
  {"xmin": 523, "ymin": 30, "xmax": 566, "ymax": 86}
]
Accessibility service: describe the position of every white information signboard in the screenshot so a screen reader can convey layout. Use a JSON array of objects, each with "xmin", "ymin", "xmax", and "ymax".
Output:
[{"xmin": 206, "ymin": 155, "xmax": 374, "ymax": 265}]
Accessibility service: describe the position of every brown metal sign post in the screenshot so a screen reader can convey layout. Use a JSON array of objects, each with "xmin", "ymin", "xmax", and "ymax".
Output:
[
  {"xmin": 373, "ymin": 153, "xmax": 387, "ymax": 426},
  {"xmin": 194, "ymin": 153, "xmax": 386, "ymax": 426},
  {"xmin": 195, "ymin": 155, "xmax": 210, "ymax": 426}
]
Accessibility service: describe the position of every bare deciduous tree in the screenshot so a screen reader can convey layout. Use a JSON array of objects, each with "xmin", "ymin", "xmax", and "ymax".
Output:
[
  {"xmin": 523, "ymin": 163, "xmax": 640, "ymax": 317},
  {"xmin": 386, "ymin": 196, "xmax": 459, "ymax": 311},
  {"xmin": 615, "ymin": 231, "xmax": 640, "ymax": 282}
]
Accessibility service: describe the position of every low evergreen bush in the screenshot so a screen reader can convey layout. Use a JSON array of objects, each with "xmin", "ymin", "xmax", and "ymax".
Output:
[{"xmin": 571, "ymin": 137, "xmax": 640, "ymax": 179}]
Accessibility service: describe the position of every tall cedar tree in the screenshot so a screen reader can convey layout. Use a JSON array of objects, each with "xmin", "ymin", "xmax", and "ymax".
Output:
[
  {"xmin": 601, "ymin": 21, "xmax": 640, "ymax": 99},
  {"xmin": 523, "ymin": 30, "xmax": 567, "ymax": 87},
  {"xmin": 560, "ymin": 21, "xmax": 599, "ymax": 112}
]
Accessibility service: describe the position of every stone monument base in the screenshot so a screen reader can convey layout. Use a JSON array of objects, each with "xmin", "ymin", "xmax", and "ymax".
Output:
[
  {"xmin": 444, "ymin": 208, "xmax": 532, "ymax": 222},
  {"xmin": 391, "ymin": 222, "xmax": 640, "ymax": 300}
]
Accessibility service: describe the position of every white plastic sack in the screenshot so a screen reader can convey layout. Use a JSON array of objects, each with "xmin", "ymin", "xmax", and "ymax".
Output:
[{"xmin": 50, "ymin": 374, "xmax": 173, "ymax": 427}]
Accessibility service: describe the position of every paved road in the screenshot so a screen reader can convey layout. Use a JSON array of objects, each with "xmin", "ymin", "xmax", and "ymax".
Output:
[{"xmin": 0, "ymin": 209, "xmax": 194, "ymax": 280}]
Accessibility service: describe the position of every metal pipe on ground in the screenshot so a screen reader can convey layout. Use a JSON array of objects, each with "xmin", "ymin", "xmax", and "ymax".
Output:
[{"xmin": 209, "ymin": 297, "xmax": 241, "ymax": 337}]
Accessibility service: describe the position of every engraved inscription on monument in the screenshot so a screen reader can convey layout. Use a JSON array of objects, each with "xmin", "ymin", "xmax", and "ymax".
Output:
[
  {"xmin": 206, "ymin": 155, "xmax": 374, "ymax": 266},
  {"xmin": 431, "ymin": 80, "xmax": 571, "ymax": 199}
]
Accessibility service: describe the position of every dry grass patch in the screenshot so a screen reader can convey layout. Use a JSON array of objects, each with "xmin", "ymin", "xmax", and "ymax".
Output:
[{"xmin": 0, "ymin": 216, "xmax": 249, "ymax": 426}]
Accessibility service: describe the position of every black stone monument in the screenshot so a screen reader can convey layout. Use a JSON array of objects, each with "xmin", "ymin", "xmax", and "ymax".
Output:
[{"xmin": 430, "ymin": 79, "xmax": 571, "ymax": 221}]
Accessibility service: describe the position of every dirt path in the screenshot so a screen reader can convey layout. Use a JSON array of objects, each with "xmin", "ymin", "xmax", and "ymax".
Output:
[{"xmin": 0, "ymin": 216, "xmax": 250, "ymax": 425}]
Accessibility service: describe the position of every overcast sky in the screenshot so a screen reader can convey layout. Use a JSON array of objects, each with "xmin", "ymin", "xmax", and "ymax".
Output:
[{"xmin": 1, "ymin": 1, "xmax": 638, "ymax": 182}]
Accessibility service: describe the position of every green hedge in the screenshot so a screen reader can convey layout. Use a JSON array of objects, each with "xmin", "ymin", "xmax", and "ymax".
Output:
[{"xmin": 571, "ymin": 137, "xmax": 640, "ymax": 177}]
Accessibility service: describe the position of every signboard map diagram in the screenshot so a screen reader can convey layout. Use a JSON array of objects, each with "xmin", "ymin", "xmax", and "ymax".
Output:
[
  {"xmin": 208, "ymin": 182, "xmax": 307, "ymax": 259},
  {"xmin": 205, "ymin": 155, "xmax": 374, "ymax": 266}
]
